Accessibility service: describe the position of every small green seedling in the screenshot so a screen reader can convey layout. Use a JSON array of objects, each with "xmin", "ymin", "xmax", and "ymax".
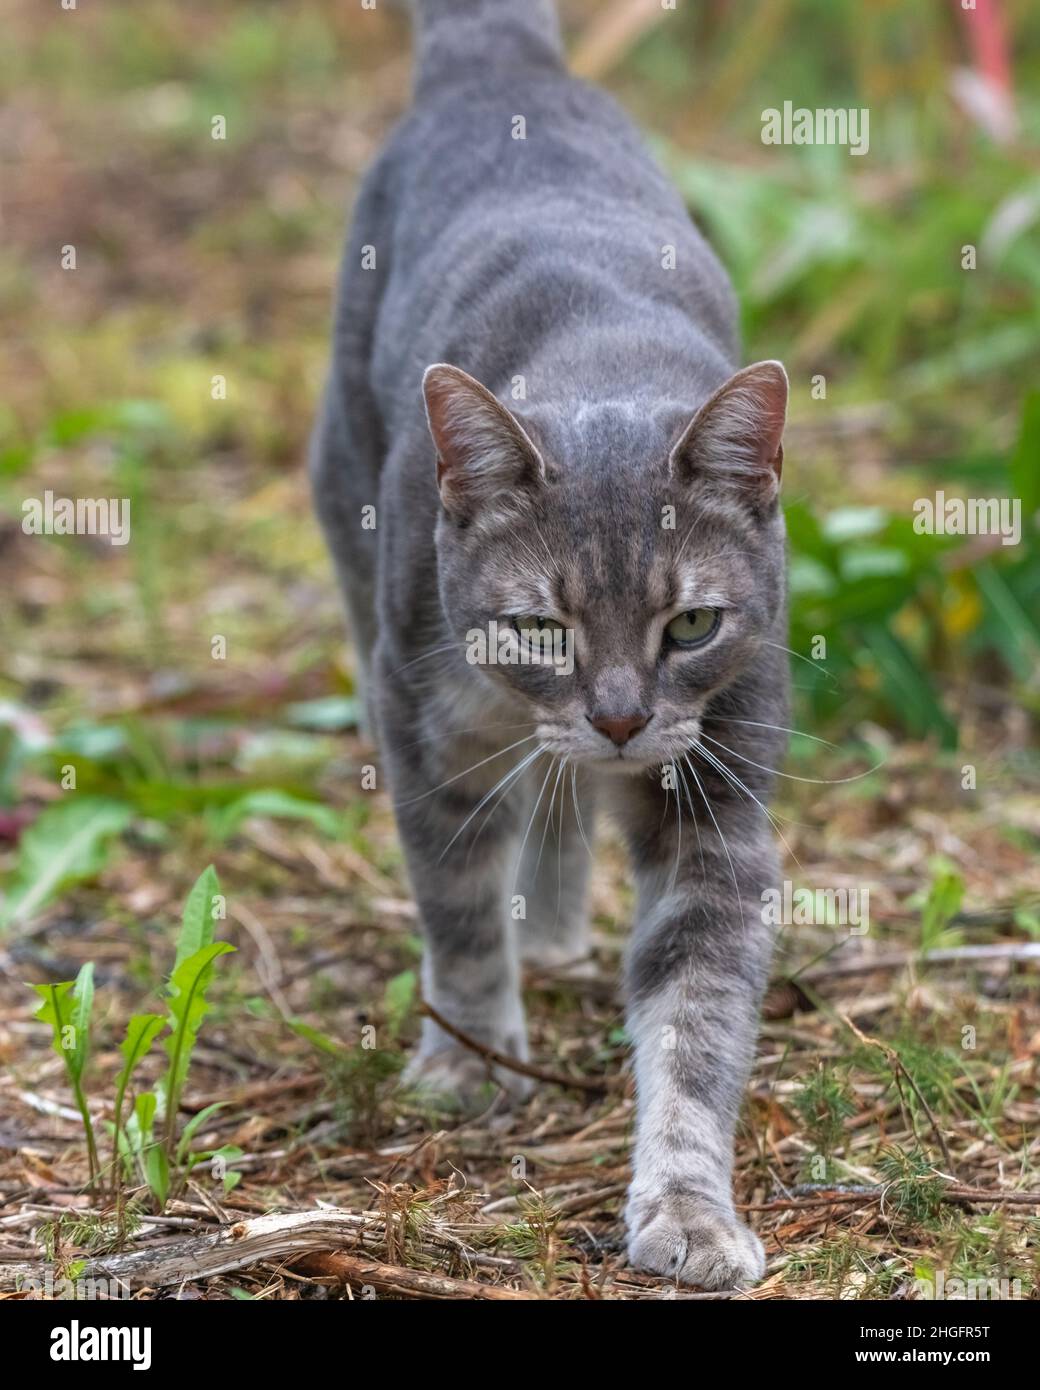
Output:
[{"xmin": 28, "ymin": 865, "xmax": 238, "ymax": 1215}]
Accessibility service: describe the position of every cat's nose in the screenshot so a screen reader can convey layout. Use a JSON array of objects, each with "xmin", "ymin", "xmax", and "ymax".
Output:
[{"xmin": 588, "ymin": 712, "xmax": 650, "ymax": 746}]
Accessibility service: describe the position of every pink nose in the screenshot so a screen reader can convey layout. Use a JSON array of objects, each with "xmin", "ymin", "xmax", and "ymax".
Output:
[{"xmin": 589, "ymin": 713, "xmax": 649, "ymax": 746}]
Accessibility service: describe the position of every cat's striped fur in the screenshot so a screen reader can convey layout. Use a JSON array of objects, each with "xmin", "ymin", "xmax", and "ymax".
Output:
[{"xmin": 311, "ymin": 0, "xmax": 789, "ymax": 1289}]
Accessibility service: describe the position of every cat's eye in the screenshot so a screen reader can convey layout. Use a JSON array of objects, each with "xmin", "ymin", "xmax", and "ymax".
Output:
[
  {"xmin": 513, "ymin": 615, "xmax": 566, "ymax": 641},
  {"xmin": 665, "ymin": 608, "xmax": 721, "ymax": 648}
]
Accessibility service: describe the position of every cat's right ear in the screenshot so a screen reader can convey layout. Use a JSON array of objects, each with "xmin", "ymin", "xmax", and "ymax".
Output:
[
  {"xmin": 669, "ymin": 360, "xmax": 788, "ymax": 510},
  {"xmin": 422, "ymin": 364, "xmax": 545, "ymax": 522}
]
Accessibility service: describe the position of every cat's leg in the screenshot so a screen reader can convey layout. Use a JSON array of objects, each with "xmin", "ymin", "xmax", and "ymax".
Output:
[
  {"xmin": 382, "ymin": 696, "xmax": 536, "ymax": 1110},
  {"xmin": 615, "ymin": 778, "xmax": 777, "ymax": 1290},
  {"xmin": 513, "ymin": 770, "xmax": 595, "ymax": 971}
]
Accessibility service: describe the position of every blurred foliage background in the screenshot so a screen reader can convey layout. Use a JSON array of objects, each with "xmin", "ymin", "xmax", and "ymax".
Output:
[{"xmin": 0, "ymin": 0, "xmax": 1037, "ymax": 819}]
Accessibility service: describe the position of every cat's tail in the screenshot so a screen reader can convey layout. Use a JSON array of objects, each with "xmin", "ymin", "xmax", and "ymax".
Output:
[{"xmin": 412, "ymin": 0, "xmax": 565, "ymax": 96}]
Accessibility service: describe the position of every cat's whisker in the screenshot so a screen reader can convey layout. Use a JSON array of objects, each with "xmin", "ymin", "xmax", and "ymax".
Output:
[
  {"xmin": 570, "ymin": 765, "xmax": 594, "ymax": 858},
  {"xmin": 397, "ymin": 732, "xmax": 539, "ymax": 806},
  {"xmin": 396, "ymin": 720, "xmax": 536, "ymax": 753},
  {"xmin": 674, "ymin": 755, "xmax": 706, "ymax": 885},
  {"xmin": 682, "ymin": 754, "xmax": 745, "ymax": 932},
  {"xmin": 762, "ymin": 640, "xmax": 838, "ymax": 687},
  {"xmin": 470, "ymin": 745, "xmax": 549, "ymax": 857},
  {"xmin": 688, "ymin": 740, "xmax": 804, "ymax": 873},
  {"xmin": 707, "ymin": 716, "xmax": 841, "ymax": 750},
  {"xmin": 667, "ymin": 761, "xmax": 682, "ymax": 892},
  {"xmin": 545, "ymin": 756, "xmax": 570, "ymax": 928},
  {"xmin": 390, "ymin": 642, "xmax": 466, "ymax": 676},
  {"xmin": 699, "ymin": 731, "xmax": 886, "ymax": 786},
  {"xmin": 512, "ymin": 756, "xmax": 557, "ymax": 895},
  {"xmin": 534, "ymin": 758, "xmax": 568, "ymax": 881},
  {"xmin": 554, "ymin": 757, "xmax": 568, "ymax": 927},
  {"xmin": 440, "ymin": 743, "xmax": 546, "ymax": 862},
  {"xmin": 690, "ymin": 739, "xmax": 803, "ymax": 830}
]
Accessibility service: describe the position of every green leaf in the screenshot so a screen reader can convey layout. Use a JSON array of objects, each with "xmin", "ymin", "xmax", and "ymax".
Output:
[
  {"xmin": 285, "ymin": 696, "xmax": 359, "ymax": 731},
  {"xmin": 127, "ymin": 1091, "xmax": 157, "ymax": 1157},
  {"xmin": 158, "ymin": 941, "xmax": 235, "ymax": 1145},
  {"xmin": 788, "ymin": 554, "xmax": 836, "ymax": 597},
  {"xmin": 143, "ymin": 1144, "xmax": 169, "ymax": 1206},
  {"xmin": 223, "ymin": 1170, "xmax": 243, "ymax": 1194},
  {"xmin": 68, "ymin": 962, "xmax": 94, "ymax": 1083},
  {"xmin": 163, "ymin": 941, "xmax": 235, "ymax": 1084},
  {"xmin": 32, "ymin": 962, "xmax": 94, "ymax": 1082},
  {"xmin": 1013, "ymin": 907, "xmax": 1040, "ymax": 941},
  {"xmin": 821, "ymin": 506, "xmax": 889, "ymax": 543},
  {"xmin": 31, "ymin": 964, "xmax": 99, "ymax": 1181},
  {"xmin": 914, "ymin": 1262, "xmax": 936, "ymax": 1297},
  {"xmin": 1010, "ymin": 391, "xmax": 1040, "ymax": 528},
  {"xmin": 208, "ymin": 789, "xmax": 341, "ymax": 842},
  {"xmin": 288, "ymin": 1018, "xmax": 345, "ymax": 1058},
  {"xmin": 46, "ymin": 405, "xmax": 114, "ymax": 446},
  {"xmin": 190, "ymin": 1143, "xmax": 244, "ymax": 1194},
  {"xmin": 118, "ymin": 1013, "xmax": 166, "ymax": 1079},
  {"xmin": 113, "ymin": 1012, "xmax": 166, "ymax": 1145},
  {"xmin": 860, "ymin": 625, "xmax": 958, "ymax": 748},
  {"xmin": 838, "ymin": 547, "xmax": 910, "ymax": 582},
  {"xmin": 176, "ymin": 1101, "xmax": 228, "ymax": 1165},
  {"xmin": 31, "ymin": 981, "xmax": 73, "ymax": 1049},
  {"xmin": 975, "ymin": 565, "xmax": 1040, "ymax": 681},
  {"xmin": 903, "ymin": 322, "xmax": 1039, "ymax": 394},
  {"xmin": 174, "ymin": 864, "xmax": 220, "ymax": 972},
  {"xmin": 2, "ymin": 797, "xmax": 132, "ymax": 931},
  {"xmin": 921, "ymin": 867, "xmax": 965, "ymax": 953},
  {"xmin": 52, "ymin": 723, "xmax": 128, "ymax": 761}
]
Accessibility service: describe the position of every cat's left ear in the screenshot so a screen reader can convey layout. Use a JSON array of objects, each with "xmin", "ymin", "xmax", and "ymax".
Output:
[
  {"xmin": 669, "ymin": 360, "xmax": 788, "ymax": 507},
  {"xmin": 422, "ymin": 364, "xmax": 546, "ymax": 522}
]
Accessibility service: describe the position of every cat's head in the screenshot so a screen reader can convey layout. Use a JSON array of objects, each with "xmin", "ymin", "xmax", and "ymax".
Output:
[{"xmin": 422, "ymin": 361, "xmax": 788, "ymax": 771}]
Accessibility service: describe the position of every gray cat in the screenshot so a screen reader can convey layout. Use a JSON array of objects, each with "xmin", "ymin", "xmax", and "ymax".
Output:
[{"xmin": 311, "ymin": 0, "xmax": 789, "ymax": 1290}]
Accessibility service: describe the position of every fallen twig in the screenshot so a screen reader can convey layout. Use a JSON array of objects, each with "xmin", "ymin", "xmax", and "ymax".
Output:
[
  {"xmin": 180, "ymin": 1072, "xmax": 322, "ymax": 1113},
  {"xmin": 0, "ymin": 1208, "xmax": 506, "ymax": 1294},
  {"xmin": 419, "ymin": 998, "xmax": 612, "ymax": 1096},
  {"xmin": 292, "ymin": 1251, "xmax": 537, "ymax": 1300},
  {"xmin": 797, "ymin": 941, "xmax": 1040, "ymax": 983}
]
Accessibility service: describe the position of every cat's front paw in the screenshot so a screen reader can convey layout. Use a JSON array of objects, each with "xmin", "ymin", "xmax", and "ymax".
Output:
[
  {"xmin": 400, "ymin": 1044, "xmax": 533, "ymax": 1113},
  {"xmin": 626, "ymin": 1191, "xmax": 765, "ymax": 1291}
]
